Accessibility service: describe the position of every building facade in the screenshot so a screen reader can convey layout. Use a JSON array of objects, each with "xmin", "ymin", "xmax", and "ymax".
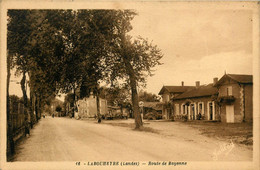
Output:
[
  {"xmin": 172, "ymin": 80, "xmax": 219, "ymax": 121},
  {"xmin": 75, "ymin": 94, "xmax": 108, "ymax": 119},
  {"xmin": 215, "ymin": 74, "xmax": 253, "ymax": 123},
  {"xmin": 159, "ymin": 74, "xmax": 253, "ymax": 123},
  {"xmin": 158, "ymin": 83, "xmax": 195, "ymax": 119}
]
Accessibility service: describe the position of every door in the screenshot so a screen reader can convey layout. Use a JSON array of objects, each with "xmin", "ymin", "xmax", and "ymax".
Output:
[
  {"xmin": 191, "ymin": 104, "xmax": 195, "ymax": 120},
  {"xmin": 226, "ymin": 105, "xmax": 234, "ymax": 123},
  {"xmin": 209, "ymin": 102, "xmax": 213, "ymax": 120},
  {"xmin": 167, "ymin": 108, "xmax": 171, "ymax": 119}
]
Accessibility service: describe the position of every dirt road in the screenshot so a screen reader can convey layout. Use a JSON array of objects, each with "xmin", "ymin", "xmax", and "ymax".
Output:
[{"xmin": 13, "ymin": 117, "xmax": 252, "ymax": 161}]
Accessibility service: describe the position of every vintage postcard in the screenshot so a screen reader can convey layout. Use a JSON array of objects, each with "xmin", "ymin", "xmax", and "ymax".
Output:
[{"xmin": 0, "ymin": 0, "xmax": 259, "ymax": 170}]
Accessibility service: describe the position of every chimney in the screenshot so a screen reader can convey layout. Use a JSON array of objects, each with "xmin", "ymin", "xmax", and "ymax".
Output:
[
  {"xmin": 181, "ymin": 81, "xmax": 184, "ymax": 86},
  {"xmin": 213, "ymin": 77, "xmax": 218, "ymax": 86},
  {"xmin": 196, "ymin": 81, "xmax": 200, "ymax": 88}
]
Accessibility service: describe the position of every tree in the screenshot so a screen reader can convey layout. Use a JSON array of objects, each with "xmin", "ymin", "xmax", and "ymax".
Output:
[
  {"xmin": 8, "ymin": 10, "xmax": 67, "ymax": 124},
  {"xmin": 46, "ymin": 10, "xmax": 110, "ymax": 120},
  {"xmin": 55, "ymin": 105, "xmax": 62, "ymax": 117},
  {"xmin": 104, "ymin": 11, "xmax": 163, "ymax": 129},
  {"xmin": 55, "ymin": 10, "xmax": 163, "ymax": 128},
  {"xmin": 99, "ymin": 85, "xmax": 131, "ymax": 106},
  {"xmin": 63, "ymin": 92, "xmax": 74, "ymax": 116},
  {"xmin": 8, "ymin": 10, "xmax": 50, "ymax": 125},
  {"xmin": 7, "ymin": 10, "xmax": 33, "ymax": 153},
  {"xmin": 55, "ymin": 105, "xmax": 62, "ymax": 112},
  {"xmin": 139, "ymin": 90, "xmax": 161, "ymax": 102},
  {"xmin": 7, "ymin": 9, "xmax": 163, "ymax": 130},
  {"xmin": 7, "ymin": 10, "xmax": 32, "ymax": 126}
]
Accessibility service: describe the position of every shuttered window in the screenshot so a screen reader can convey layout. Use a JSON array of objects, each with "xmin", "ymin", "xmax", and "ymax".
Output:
[{"xmin": 227, "ymin": 86, "xmax": 232, "ymax": 96}]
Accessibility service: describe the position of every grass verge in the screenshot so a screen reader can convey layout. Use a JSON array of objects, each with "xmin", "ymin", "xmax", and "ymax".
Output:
[
  {"xmin": 105, "ymin": 122, "xmax": 160, "ymax": 134},
  {"xmin": 181, "ymin": 121, "xmax": 253, "ymax": 147}
]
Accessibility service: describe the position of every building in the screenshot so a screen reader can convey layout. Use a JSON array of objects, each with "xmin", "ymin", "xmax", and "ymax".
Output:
[
  {"xmin": 215, "ymin": 74, "xmax": 253, "ymax": 123},
  {"xmin": 142, "ymin": 102, "xmax": 163, "ymax": 115},
  {"xmin": 75, "ymin": 93, "xmax": 108, "ymax": 119},
  {"xmin": 159, "ymin": 73, "xmax": 253, "ymax": 123},
  {"xmin": 158, "ymin": 83, "xmax": 195, "ymax": 119},
  {"xmin": 172, "ymin": 79, "xmax": 219, "ymax": 121}
]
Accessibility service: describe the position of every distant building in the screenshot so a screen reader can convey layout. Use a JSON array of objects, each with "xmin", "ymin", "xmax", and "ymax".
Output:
[
  {"xmin": 75, "ymin": 93, "xmax": 107, "ymax": 119},
  {"xmin": 142, "ymin": 102, "xmax": 163, "ymax": 115}
]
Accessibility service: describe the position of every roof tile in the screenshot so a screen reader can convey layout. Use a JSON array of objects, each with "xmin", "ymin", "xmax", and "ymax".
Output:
[{"xmin": 174, "ymin": 84, "xmax": 218, "ymax": 100}]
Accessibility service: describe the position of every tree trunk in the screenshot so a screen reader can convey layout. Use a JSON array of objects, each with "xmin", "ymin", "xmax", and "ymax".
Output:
[
  {"xmin": 29, "ymin": 88, "xmax": 34, "ymax": 128},
  {"xmin": 38, "ymin": 95, "xmax": 42, "ymax": 119},
  {"xmin": 122, "ymin": 58, "xmax": 143, "ymax": 129},
  {"xmin": 21, "ymin": 71, "xmax": 28, "ymax": 108},
  {"xmin": 21, "ymin": 71, "xmax": 32, "ymax": 129},
  {"xmin": 129, "ymin": 74, "xmax": 143, "ymax": 129},
  {"xmin": 96, "ymin": 86, "xmax": 101, "ymax": 123},
  {"xmin": 35, "ymin": 93, "xmax": 38, "ymax": 122},
  {"xmin": 28, "ymin": 72, "xmax": 36, "ymax": 126},
  {"xmin": 6, "ymin": 54, "xmax": 15, "ymax": 155},
  {"xmin": 73, "ymin": 87, "xmax": 76, "ymax": 117},
  {"xmin": 120, "ymin": 35, "xmax": 143, "ymax": 129}
]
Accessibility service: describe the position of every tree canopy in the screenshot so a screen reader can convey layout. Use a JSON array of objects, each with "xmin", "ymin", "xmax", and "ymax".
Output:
[
  {"xmin": 139, "ymin": 90, "xmax": 161, "ymax": 102},
  {"xmin": 7, "ymin": 9, "xmax": 163, "ymax": 129}
]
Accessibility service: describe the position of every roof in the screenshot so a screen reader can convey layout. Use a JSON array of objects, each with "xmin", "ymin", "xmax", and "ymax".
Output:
[
  {"xmin": 143, "ymin": 102, "xmax": 163, "ymax": 110},
  {"xmin": 215, "ymin": 74, "xmax": 253, "ymax": 86},
  {"xmin": 158, "ymin": 86, "xmax": 195, "ymax": 95},
  {"xmin": 227, "ymin": 74, "xmax": 253, "ymax": 83},
  {"xmin": 174, "ymin": 83, "xmax": 218, "ymax": 100}
]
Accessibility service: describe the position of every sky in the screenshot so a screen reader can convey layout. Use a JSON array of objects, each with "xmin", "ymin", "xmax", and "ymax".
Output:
[
  {"xmin": 8, "ymin": 4, "xmax": 253, "ymax": 99},
  {"xmin": 129, "ymin": 7, "xmax": 253, "ymax": 95}
]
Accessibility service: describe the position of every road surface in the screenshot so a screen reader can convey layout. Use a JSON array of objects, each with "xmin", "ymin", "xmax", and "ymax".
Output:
[{"xmin": 13, "ymin": 116, "xmax": 252, "ymax": 161}]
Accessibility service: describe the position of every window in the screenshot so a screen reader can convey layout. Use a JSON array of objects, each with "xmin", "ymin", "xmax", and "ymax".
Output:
[
  {"xmin": 163, "ymin": 94, "xmax": 170, "ymax": 102},
  {"xmin": 227, "ymin": 86, "xmax": 232, "ymax": 96}
]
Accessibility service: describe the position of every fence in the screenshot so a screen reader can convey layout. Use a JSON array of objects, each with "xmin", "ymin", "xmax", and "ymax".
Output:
[{"xmin": 9, "ymin": 101, "xmax": 26, "ymax": 142}]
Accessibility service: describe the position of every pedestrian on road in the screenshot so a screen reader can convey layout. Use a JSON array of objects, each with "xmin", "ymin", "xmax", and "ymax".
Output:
[
  {"xmin": 25, "ymin": 120, "xmax": 30, "ymax": 137},
  {"xmin": 98, "ymin": 115, "xmax": 101, "ymax": 123},
  {"xmin": 198, "ymin": 112, "xmax": 201, "ymax": 120}
]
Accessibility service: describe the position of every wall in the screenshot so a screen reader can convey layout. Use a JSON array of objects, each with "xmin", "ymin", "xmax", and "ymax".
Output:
[
  {"xmin": 99, "ymin": 99, "xmax": 108, "ymax": 115},
  {"xmin": 244, "ymin": 84, "xmax": 253, "ymax": 122},
  {"xmin": 77, "ymin": 97, "xmax": 107, "ymax": 118},
  {"xmin": 218, "ymin": 79, "xmax": 242, "ymax": 122},
  {"xmin": 172, "ymin": 96, "xmax": 219, "ymax": 121},
  {"xmin": 162, "ymin": 91, "xmax": 169, "ymax": 119},
  {"xmin": 162, "ymin": 92, "xmax": 170, "ymax": 102}
]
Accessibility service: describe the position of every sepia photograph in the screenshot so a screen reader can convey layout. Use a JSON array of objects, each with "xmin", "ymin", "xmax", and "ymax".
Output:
[{"xmin": 0, "ymin": 1, "xmax": 259, "ymax": 170}]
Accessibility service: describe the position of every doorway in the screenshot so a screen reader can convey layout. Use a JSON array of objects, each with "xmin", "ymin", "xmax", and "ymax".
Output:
[
  {"xmin": 167, "ymin": 108, "xmax": 171, "ymax": 119},
  {"xmin": 226, "ymin": 105, "xmax": 234, "ymax": 123},
  {"xmin": 209, "ymin": 102, "xmax": 213, "ymax": 120},
  {"xmin": 191, "ymin": 104, "xmax": 195, "ymax": 120}
]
